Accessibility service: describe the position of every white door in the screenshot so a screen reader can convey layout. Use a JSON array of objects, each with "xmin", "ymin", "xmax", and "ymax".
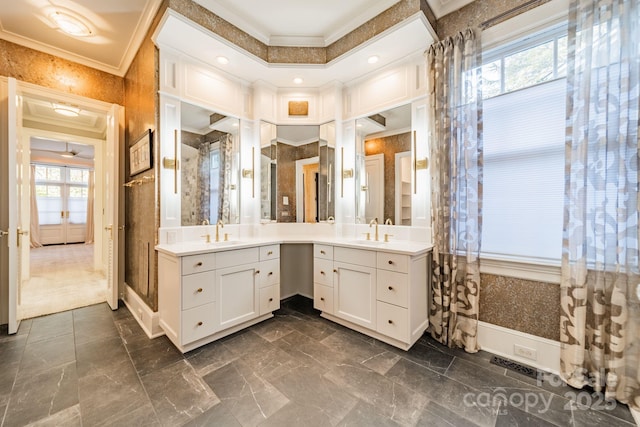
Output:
[
  {"xmin": 1, "ymin": 77, "xmax": 24, "ymax": 333},
  {"xmin": 105, "ymin": 104, "xmax": 124, "ymax": 310},
  {"xmin": 364, "ymin": 154, "xmax": 384, "ymax": 223},
  {"xmin": 333, "ymin": 261, "xmax": 377, "ymax": 330},
  {"xmin": 216, "ymin": 264, "xmax": 259, "ymax": 330}
]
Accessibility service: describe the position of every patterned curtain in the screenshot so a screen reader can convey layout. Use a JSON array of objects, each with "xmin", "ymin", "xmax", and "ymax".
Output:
[
  {"xmin": 426, "ymin": 29, "xmax": 483, "ymax": 353},
  {"xmin": 560, "ymin": 0, "xmax": 640, "ymax": 410},
  {"xmin": 198, "ymin": 142, "xmax": 211, "ymax": 222},
  {"xmin": 218, "ymin": 134, "xmax": 234, "ymax": 224}
]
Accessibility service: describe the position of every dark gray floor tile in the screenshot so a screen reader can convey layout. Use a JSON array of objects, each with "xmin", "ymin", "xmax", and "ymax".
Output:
[
  {"xmin": 417, "ymin": 401, "xmax": 481, "ymax": 427},
  {"xmin": 128, "ymin": 335, "xmax": 184, "ymax": 377},
  {"xmin": 0, "ymin": 334, "xmax": 27, "ymax": 364},
  {"xmin": 273, "ymin": 330, "xmax": 346, "ymax": 373},
  {"xmin": 571, "ymin": 397, "xmax": 636, "ymax": 426},
  {"xmin": 26, "ymin": 311, "xmax": 73, "ymax": 344},
  {"xmin": 183, "ymin": 402, "xmax": 241, "ymax": 427},
  {"xmin": 72, "ymin": 303, "xmax": 114, "ymax": 321},
  {"xmin": 78, "ymin": 359, "xmax": 153, "ymax": 427},
  {"xmin": 114, "ymin": 317, "xmax": 154, "ymax": 352},
  {"xmin": 17, "ymin": 333, "xmax": 76, "ymax": 378},
  {"xmin": 25, "ymin": 404, "xmax": 82, "ymax": 427},
  {"xmin": 496, "ymin": 403, "xmax": 558, "ymax": 426},
  {"xmin": 325, "ymin": 362, "xmax": 429, "ymax": 426},
  {"xmin": 14, "ymin": 318, "xmax": 32, "ymax": 336},
  {"xmin": 270, "ymin": 365, "xmax": 358, "ymax": 425},
  {"xmin": 186, "ymin": 340, "xmax": 239, "ymax": 377},
  {"xmin": 220, "ymin": 329, "xmax": 273, "ymax": 357},
  {"xmin": 401, "ymin": 341, "xmax": 455, "ymax": 374},
  {"xmin": 507, "ymin": 369, "xmax": 574, "ymax": 397},
  {"xmin": 4, "ymin": 362, "xmax": 78, "ymax": 427},
  {"xmin": 97, "ymin": 402, "xmax": 161, "ymax": 427},
  {"xmin": 336, "ymin": 400, "xmax": 403, "ymax": 427},
  {"xmin": 203, "ymin": 360, "xmax": 289, "ymax": 426},
  {"xmin": 279, "ymin": 312, "xmax": 338, "ymax": 341},
  {"xmin": 237, "ymin": 344, "xmax": 306, "ymax": 383},
  {"xmin": 280, "ymin": 295, "xmax": 319, "ymax": 316},
  {"xmin": 73, "ymin": 315, "xmax": 120, "ymax": 346},
  {"xmin": 250, "ymin": 317, "xmax": 295, "ymax": 342},
  {"xmin": 386, "ymin": 358, "xmax": 497, "ymax": 427},
  {"xmin": 0, "ymin": 362, "xmax": 19, "ymax": 401},
  {"xmin": 258, "ymin": 401, "xmax": 334, "ymax": 427},
  {"xmin": 321, "ymin": 329, "xmax": 401, "ymax": 375},
  {"xmin": 141, "ymin": 359, "xmax": 219, "ymax": 427},
  {"xmin": 75, "ymin": 336, "xmax": 130, "ymax": 378}
]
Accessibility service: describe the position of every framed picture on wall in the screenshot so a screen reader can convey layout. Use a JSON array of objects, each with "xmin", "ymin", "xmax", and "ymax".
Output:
[{"xmin": 130, "ymin": 129, "xmax": 153, "ymax": 175}]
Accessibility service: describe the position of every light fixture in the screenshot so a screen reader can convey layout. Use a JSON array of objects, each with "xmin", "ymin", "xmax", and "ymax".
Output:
[
  {"xmin": 293, "ymin": 77, "xmax": 303, "ymax": 85},
  {"xmin": 216, "ymin": 56, "xmax": 229, "ymax": 65},
  {"xmin": 367, "ymin": 55, "xmax": 379, "ymax": 64},
  {"xmin": 53, "ymin": 103, "xmax": 80, "ymax": 117},
  {"xmin": 50, "ymin": 11, "xmax": 92, "ymax": 37}
]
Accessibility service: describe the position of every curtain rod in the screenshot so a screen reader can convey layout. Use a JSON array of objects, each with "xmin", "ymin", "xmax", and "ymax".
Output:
[{"xmin": 480, "ymin": 0, "xmax": 547, "ymax": 30}]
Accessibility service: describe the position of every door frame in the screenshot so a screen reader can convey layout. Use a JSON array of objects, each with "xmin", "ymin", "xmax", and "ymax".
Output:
[
  {"xmin": 364, "ymin": 153, "xmax": 384, "ymax": 223},
  {"xmin": 295, "ymin": 156, "xmax": 319, "ymax": 223}
]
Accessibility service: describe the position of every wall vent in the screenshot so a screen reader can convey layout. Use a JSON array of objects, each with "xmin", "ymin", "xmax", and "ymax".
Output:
[{"xmin": 490, "ymin": 355, "xmax": 538, "ymax": 379}]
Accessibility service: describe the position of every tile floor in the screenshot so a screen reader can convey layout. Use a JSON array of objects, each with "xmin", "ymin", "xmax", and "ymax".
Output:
[{"xmin": 0, "ymin": 296, "xmax": 636, "ymax": 427}]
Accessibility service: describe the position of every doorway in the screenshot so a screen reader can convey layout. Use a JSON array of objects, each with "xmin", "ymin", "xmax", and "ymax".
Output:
[
  {"xmin": 364, "ymin": 154, "xmax": 384, "ymax": 223},
  {"xmin": 296, "ymin": 156, "xmax": 319, "ymax": 223}
]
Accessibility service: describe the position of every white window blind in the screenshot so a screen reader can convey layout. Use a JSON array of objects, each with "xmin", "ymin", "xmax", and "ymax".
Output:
[{"xmin": 482, "ymin": 78, "xmax": 566, "ymax": 261}]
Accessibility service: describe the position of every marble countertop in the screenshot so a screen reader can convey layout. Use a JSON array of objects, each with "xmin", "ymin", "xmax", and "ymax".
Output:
[{"xmin": 155, "ymin": 235, "xmax": 432, "ymax": 257}]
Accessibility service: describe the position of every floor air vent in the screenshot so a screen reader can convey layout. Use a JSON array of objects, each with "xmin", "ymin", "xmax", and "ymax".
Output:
[{"xmin": 490, "ymin": 355, "xmax": 538, "ymax": 379}]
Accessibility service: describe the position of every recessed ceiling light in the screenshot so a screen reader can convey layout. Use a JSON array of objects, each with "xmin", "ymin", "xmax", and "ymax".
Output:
[
  {"xmin": 50, "ymin": 12, "xmax": 92, "ymax": 37},
  {"xmin": 53, "ymin": 103, "xmax": 80, "ymax": 117},
  {"xmin": 368, "ymin": 55, "xmax": 379, "ymax": 64},
  {"xmin": 293, "ymin": 77, "xmax": 303, "ymax": 85},
  {"xmin": 217, "ymin": 56, "xmax": 229, "ymax": 65}
]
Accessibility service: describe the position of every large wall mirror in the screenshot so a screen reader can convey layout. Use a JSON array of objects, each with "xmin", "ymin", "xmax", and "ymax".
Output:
[
  {"xmin": 260, "ymin": 121, "xmax": 335, "ymax": 222},
  {"xmin": 355, "ymin": 104, "xmax": 412, "ymax": 225},
  {"xmin": 180, "ymin": 102, "xmax": 240, "ymax": 226}
]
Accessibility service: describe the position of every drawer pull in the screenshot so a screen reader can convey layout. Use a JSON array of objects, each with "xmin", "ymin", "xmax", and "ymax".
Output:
[
  {"xmin": 320, "ymin": 297, "xmax": 325, "ymax": 301},
  {"xmin": 267, "ymin": 251, "xmax": 273, "ymax": 255},
  {"xmin": 197, "ymin": 288, "xmax": 203, "ymax": 293},
  {"xmin": 388, "ymin": 260, "xmax": 394, "ymax": 265},
  {"xmin": 197, "ymin": 321, "xmax": 203, "ymax": 326},
  {"xmin": 388, "ymin": 319, "xmax": 393, "ymax": 324},
  {"xmin": 388, "ymin": 286, "xmax": 393, "ymax": 291},
  {"xmin": 196, "ymin": 262, "xmax": 203, "ymax": 267},
  {"xmin": 333, "ymin": 269, "xmax": 338, "ymax": 273},
  {"xmin": 268, "ymin": 271, "xmax": 273, "ymax": 276},
  {"xmin": 320, "ymin": 271, "xmax": 325, "ymax": 275},
  {"xmin": 269, "ymin": 298, "xmax": 273, "ymax": 302},
  {"xmin": 256, "ymin": 270, "xmax": 260, "ymax": 274},
  {"xmin": 320, "ymin": 250, "xmax": 326, "ymax": 255}
]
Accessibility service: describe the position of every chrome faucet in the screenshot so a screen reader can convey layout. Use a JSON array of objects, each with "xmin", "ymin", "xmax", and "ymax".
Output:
[
  {"xmin": 369, "ymin": 217, "xmax": 379, "ymax": 241},
  {"xmin": 384, "ymin": 218, "xmax": 393, "ymax": 225},
  {"xmin": 215, "ymin": 219, "xmax": 224, "ymax": 242},
  {"xmin": 202, "ymin": 219, "xmax": 210, "ymax": 225}
]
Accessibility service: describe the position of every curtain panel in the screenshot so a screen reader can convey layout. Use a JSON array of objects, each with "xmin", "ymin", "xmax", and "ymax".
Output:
[
  {"xmin": 426, "ymin": 29, "xmax": 483, "ymax": 353},
  {"xmin": 560, "ymin": 0, "xmax": 640, "ymax": 410},
  {"xmin": 218, "ymin": 134, "xmax": 233, "ymax": 224}
]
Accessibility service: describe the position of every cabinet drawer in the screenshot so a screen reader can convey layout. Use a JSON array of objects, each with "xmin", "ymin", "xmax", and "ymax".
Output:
[
  {"xmin": 216, "ymin": 247, "xmax": 259, "ymax": 269},
  {"xmin": 377, "ymin": 252, "xmax": 409, "ymax": 273},
  {"xmin": 260, "ymin": 245, "xmax": 280, "ymax": 261},
  {"xmin": 258, "ymin": 259, "xmax": 280, "ymax": 288},
  {"xmin": 314, "ymin": 244, "xmax": 333, "ymax": 260},
  {"xmin": 313, "ymin": 283, "xmax": 334, "ymax": 314},
  {"xmin": 376, "ymin": 301, "xmax": 409, "ymax": 342},
  {"xmin": 313, "ymin": 258, "xmax": 334, "ymax": 287},
  {"xmin": 182, "ymin": 271, "xmax": 215, "ymax": 310},
  {"xmin": 182, "ymin": 253, "xmax": 216, "ymax": 275},
  {"xmin": 334, "ymin": 246, "xmax": 376, "ymax": 268},
  {"xmin": 259, "ymin": 285, "xmax": 280, "ymax": 315},
  {"xmin": 376, "ymin": 270, "xmax": 409, "ymax": 308},
  {"xmin": 181, "ymin": 303, "xmax": 216, "ymax": 344}
]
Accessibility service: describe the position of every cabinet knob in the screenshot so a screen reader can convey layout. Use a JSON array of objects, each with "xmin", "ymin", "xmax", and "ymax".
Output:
[
  {"xmin": 267, "ymin": 251, "xmax": 273, "ymax": 255},
  {"xmin": 388, "ymin": 319, "xmax": 393, "ymax": 324},
  {"xmin": 196, "ymin": 262, "xmax": 203, "ymax": 267},
  {"xmin": 333, "ymin": 269, "xmax": 338, "ymax": 273},
  {"xmin": 388, "ymin": 260, "xmax": 393, "ymax": 265},
  {"xmin": 268, "ymin": 271, "xmax": 273, "ymax": 276},
  {"xmin": 320, "ymin": 271, "xmax": 325, "ymax": 275},
  {"xmin": 388, "ymin": 286, "xmax": 393, "ymax": 291},
  {"xmin": 197, "ymin": 288, "xmax": 203, "ymax": 293},
  {"xmin": 269, "ymin": 298, "xmax": 273, "ymax": 302},
  {"xmin": 320, "ymin": 297, "xmax": 325, "ymax": 301},
  {"xmin": 256, "ymin": 270, "xmax": 260, "ymax": 274},
  {"xmin": 320, "ymin": 250, "xmax": 326, "ymax": 255},
  {"xmin": 197, "ymin": 321, "xmax": 203, "ymax": 326}
]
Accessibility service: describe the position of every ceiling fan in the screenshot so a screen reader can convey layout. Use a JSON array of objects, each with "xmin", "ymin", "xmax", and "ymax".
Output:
[
  {"xmin": 59, "ymin": 142, "xmax": 77, "ymax": 158},
  {"xmin": 31, "ymin": 140, "xmax": 93, "ymax": 160}
]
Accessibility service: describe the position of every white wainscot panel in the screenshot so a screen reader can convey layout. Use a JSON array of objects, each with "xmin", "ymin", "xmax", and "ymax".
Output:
[
  {"xmin": 354, "ymin": 67, "xmax": 411, "ymax": 117},
  {"xmin": 183, "ymin": 64, "xmax": 242, "ymax": 115}
]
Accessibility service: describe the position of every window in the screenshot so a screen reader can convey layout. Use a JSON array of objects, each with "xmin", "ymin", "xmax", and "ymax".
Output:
[
  {"xmin": 481, "ymin": 25, "xmax": 567, "ymax": 263},
  {"xmin": 34, "ymin": 164, "xmax": 90, "ymax": 225}
]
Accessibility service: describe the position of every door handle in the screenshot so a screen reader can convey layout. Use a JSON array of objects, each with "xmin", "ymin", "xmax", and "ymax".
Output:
[
  {"xmin": 0, "ymin": 230, "xmax": 8, "ymax": 238},
  {"xmin": 104, "ymin": 225, "xmax": 113, "ymax": 239},
  {"xmin": 17, "ymin": 228, "xmax": 29, "ymax": 247}
]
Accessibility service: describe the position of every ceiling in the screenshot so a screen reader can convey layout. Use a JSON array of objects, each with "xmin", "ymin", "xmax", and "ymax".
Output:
[{"xmin": 0, "ymin": 0, "xmax": 475, "ymax": 78}]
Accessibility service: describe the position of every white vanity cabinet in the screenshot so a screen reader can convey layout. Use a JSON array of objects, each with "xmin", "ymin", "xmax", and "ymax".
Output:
[
  {"xmin": 314, "ymin": 243, "xmax": 429, "ymax": 350},
  {"xmin": 158, "ymin": 244, "xmax": 281, "ymax": 353}
]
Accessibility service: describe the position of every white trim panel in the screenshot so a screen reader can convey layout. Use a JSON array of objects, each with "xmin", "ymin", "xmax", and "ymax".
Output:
[{"xmin": 123, "ymin": 283, "xmax": 165, "ymax": 339}]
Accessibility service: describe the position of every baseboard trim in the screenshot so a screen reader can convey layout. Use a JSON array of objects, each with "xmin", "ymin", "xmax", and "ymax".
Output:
[
  {"xmin": 122, "ymin": 284, "xmax": 165, "ymax": 339},
  {"xmin": 477, "ymin": 321, "xmax": 561, "ymax": 375}
]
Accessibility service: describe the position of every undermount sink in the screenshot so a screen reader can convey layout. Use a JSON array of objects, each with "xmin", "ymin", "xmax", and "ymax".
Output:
[{"xmin": 347, "ymin": 239, "xmax": 387, "ymax": 246}]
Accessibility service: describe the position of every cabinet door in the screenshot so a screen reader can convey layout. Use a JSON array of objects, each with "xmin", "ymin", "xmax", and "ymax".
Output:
[
  {"xmin": 216, "ymin": 264, "xmax": 259, "ymax": 330},
  {"xmin": 333, "ymin": 261, "xmax": 377, "ymax": 330}
]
